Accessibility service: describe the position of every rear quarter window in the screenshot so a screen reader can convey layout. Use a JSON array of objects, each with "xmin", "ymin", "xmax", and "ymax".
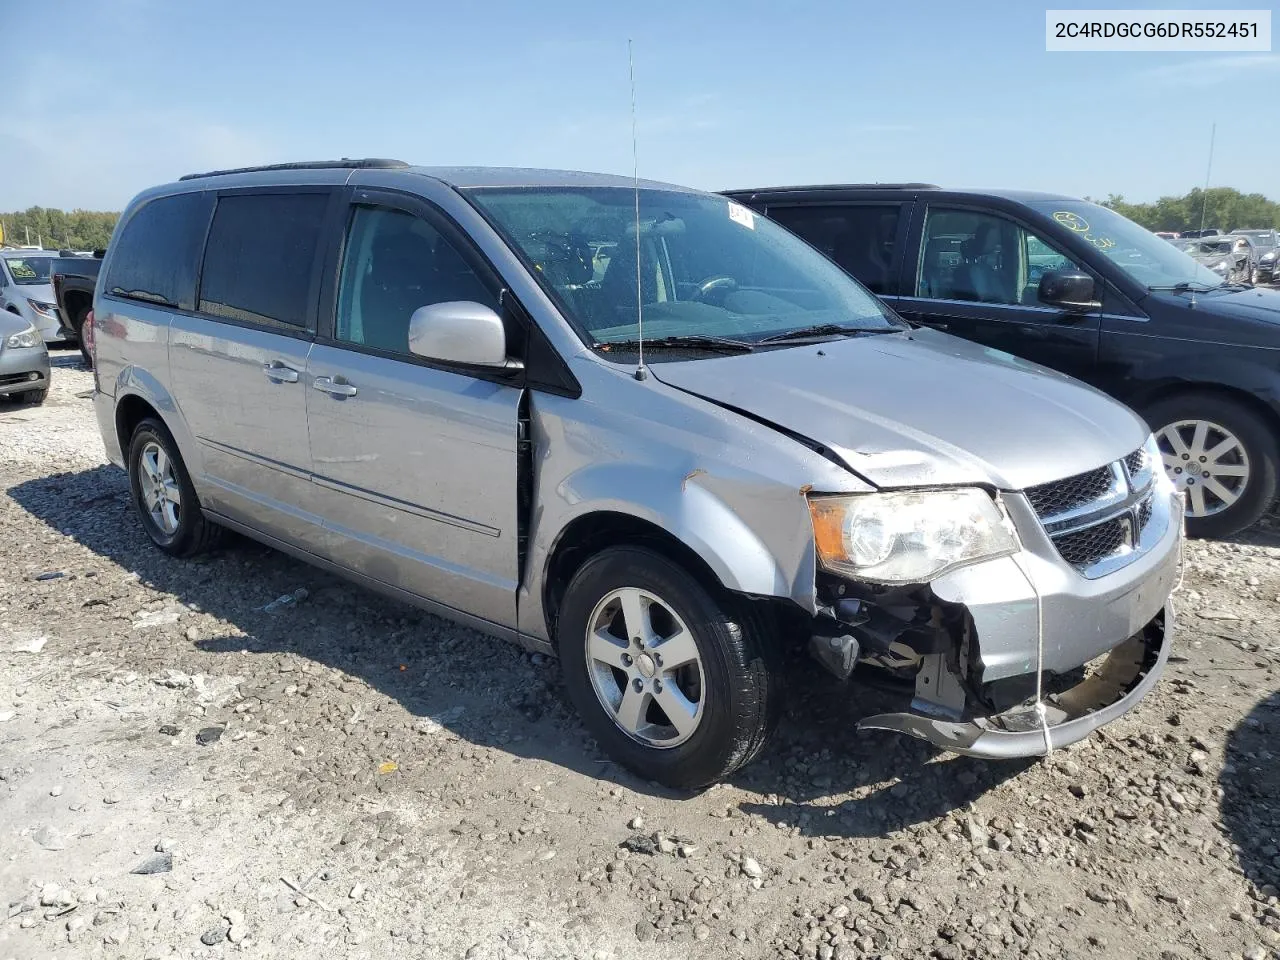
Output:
[
  {"xmin": 197, "ymin": 193, "xmax": 329, "ymax": 329},
  {"xmin": 103, "ymin": 192, "xmax": 212, "ymax": 310}
]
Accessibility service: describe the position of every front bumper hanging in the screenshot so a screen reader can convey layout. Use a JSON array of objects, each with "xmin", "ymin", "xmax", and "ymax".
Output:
[{"xmin": 856, "ymin": 602, "xmax": 1172, "ymax": 760}]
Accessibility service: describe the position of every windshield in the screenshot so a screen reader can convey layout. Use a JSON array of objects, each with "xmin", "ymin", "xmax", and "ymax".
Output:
[
  {"xmin": 1027, "ymin": 200, "xmax": 1224, "ymax": 289},
  {"xmin": 3, "ymin": 256, "xmax": 54, "ymax": 285},
  {"xmin": 469, "ymin": 187, "xmax": 903, "ymax": 351},
  {"xmin": 1234, "ymin": 230, "xmax": 1275, "ymax": 249}
]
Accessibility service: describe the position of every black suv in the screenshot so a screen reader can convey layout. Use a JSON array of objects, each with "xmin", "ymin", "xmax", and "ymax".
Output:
[{"xmin": 724, "ymin": 184, "xmax": 1280, "ymax": 538}]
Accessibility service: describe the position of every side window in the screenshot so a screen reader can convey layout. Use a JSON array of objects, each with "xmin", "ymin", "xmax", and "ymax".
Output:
[
  {"xmin": 916, "ymin": 208, "xmax": 1083, "ymax": 306},
  {"xmin": 335, "ymin": 205, "xmax": 498, "ymax": 355},
  {"xmin": 198, "ymin": 193, "xmax": 328, "ymax": 329},
  {"xmin": 767, "ymin": 204, "xmax": 902, "ymax": 294},
  {"xmin": 103, "ymin": 192, "xmax": 210, "ymax": 310}
]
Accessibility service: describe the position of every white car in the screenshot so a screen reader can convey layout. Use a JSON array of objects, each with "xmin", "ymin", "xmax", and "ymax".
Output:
[{"xmin": 0, "ymin": 251, "xmax": 72, "ymax": 343}]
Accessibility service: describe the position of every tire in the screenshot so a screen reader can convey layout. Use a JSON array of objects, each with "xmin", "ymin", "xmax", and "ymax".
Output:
[
  {"xmin": 126, "ymin": 417, "xmax": 222, "ymax": 556},
  {"xmin": 556, "ymin": 545, "xmax": 782, "ymax": 789},
  {"xmin": 18, "ymin": 387, "xmax": 47, "ymax": 405},
  {"xmin": 1143, "ymin": 393, "xmax": 1279, "ymax": 539},
  {"xmin": 71, "ymin": 305, "xmax": 92, "ymax": 366}
]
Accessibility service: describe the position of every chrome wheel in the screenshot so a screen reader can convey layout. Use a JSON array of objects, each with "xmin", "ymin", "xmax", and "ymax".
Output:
[
  {"xmin": 1157, "ymin": 419, "xmax": 1250, "ymax": 519},
  {"xmin": 585, "ymin": 586, "xmax": 705, "ymax": 748},
  {"xmin": 139, "ymin": 440, "xmax": 181, "ymax": 535}
]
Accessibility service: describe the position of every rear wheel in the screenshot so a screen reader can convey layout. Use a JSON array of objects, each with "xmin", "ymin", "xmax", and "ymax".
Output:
[
  {"xmin": 1144, "ymin": 393, "xmax": 1279, "ymax": 539},
  {"xmin": 71, "ymin": 305, "xmax": 92, "ymax": 366},
  {"xmin": 556, "ymin": 545, "xmax": 782, "ymax": 789},
  {"xmin": 127, "ymin": 418, "xmax": 222, "ymax": 556}
]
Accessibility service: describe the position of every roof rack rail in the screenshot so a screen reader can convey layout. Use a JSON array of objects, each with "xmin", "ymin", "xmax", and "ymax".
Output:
[
  {"xmin": 727, "ymin": 182, "xmax": 941, "ymax": 194},
  {"xmin": 179, "ymin": 158, "xmax": 410, "ymax": 181}
]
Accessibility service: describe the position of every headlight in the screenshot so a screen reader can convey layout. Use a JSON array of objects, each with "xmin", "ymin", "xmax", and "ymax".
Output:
[
  {"xmin": 808, "ymin": 488, "xmax": 1019, "ymax": 584},
  {"xmin": 1211, "ymin": 260, "xmax": 1230, "ymax": 274},
  {"xmin": 5, "ymin": 325, "xmax": 40, "ymax": 349},
  {"xmin": 1263, "ymin": 252, "xmax": 1277, "ymax": 263},
  {"xmin": 26, "ymin": 298, "xmax": 56, "ymax": 317}
]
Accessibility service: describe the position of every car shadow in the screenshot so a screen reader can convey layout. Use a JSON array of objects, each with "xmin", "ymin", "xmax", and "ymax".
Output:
[
  {"xmin": 7, "ymin": 463, "xmax": 1026, "ymax": 827},
  {"xmin": 729, "ymin": 672, "xmax": 1034, "ymax": 837},
  {"xmin": 1220, "ymin": 689, "xmax": 1280, "ymax": 895}
]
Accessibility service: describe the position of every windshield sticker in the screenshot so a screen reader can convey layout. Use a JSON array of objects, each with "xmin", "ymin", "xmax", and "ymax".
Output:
[
  {"xmin": 1052, "ymin": 211, "xmax": 1115, "ymax": 250},
  {"xmin": 1053, "ymin": 210, "xmax": 1089, "ymax": 233},
  {"xmin": 728, "ymin": 202, "xmax": 756, "ymax": 230}
]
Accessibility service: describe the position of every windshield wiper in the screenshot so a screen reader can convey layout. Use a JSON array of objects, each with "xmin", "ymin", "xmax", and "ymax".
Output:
[
  {"xmin": 756, "ymin": 323, "xmax": 893, "ymax": 344},
  {"xmin": 1147, "ymin": 281, "xmax": 1220, "ymax": 293},
  {"xmin": 595, "ymin": 334, "xmax": 754, "ymax": 353}
]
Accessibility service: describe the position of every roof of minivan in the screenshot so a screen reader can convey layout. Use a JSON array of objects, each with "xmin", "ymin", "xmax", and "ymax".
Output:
[
  {"xmin": 722, "ymin": 184, "xmax": 1081, "ymax": 204},
  {"xmin": 174, "ymin": 159, "xmax": 693, "ymax": 193},
  {"xmin": 411, "ymin": 166, "xmax": 693, "ymax": 192}
]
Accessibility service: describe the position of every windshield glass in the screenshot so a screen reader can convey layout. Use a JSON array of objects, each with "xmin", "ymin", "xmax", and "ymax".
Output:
[
  {"xmin": 3, "ymin": 256, "xmax": 54, "ymax": 285},
  {"xmin": 1027, "ymin": 200, "xmax": 1224, "ymax": 289},
  {"xmin": 469, "ymin": 187, "xmax": 903, "ymax": 349},
  {"xmin": 1234, "ymin": 230, "xmax": 1275, "ymax": 249}
]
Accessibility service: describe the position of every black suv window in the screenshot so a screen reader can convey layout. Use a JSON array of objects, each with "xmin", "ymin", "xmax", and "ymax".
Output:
[
  {"xmin": 766, "ymin": 204, "xmax": 902, "ymax": 294},
  {"xmin": 336, "ymin": 205, "xmax": 498, "ymax": 354},
  {"xmin": 199, "ymin": 193, "xmax": 329, "ymax": 329},
  {"xmin": 104, "ymin": 193, "xmax": 211, "ymax": 310},
  {"xmin": 916, "ymin": 208, "xmax": 1083, "ymax": 306}
]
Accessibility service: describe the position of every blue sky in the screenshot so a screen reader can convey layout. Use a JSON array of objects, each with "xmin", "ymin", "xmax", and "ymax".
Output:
[{"xmin": 4, "ymin": 0, "xmax": 1277, "ymax": 211}]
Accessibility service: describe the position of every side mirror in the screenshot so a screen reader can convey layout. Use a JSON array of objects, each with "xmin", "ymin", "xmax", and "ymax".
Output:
[
  {"xmin": 407, "ymin": 301, "xmax": 521, "ymax": 369},
  {"xmin": 1037, "ymin": 270, "xmax": 1100, "ymax": 313}
]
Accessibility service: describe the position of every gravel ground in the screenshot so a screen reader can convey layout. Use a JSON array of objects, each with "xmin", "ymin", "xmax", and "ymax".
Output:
[{"xmin": 2, "ymin": 349, "xmax": 1279, "ymax": 960}]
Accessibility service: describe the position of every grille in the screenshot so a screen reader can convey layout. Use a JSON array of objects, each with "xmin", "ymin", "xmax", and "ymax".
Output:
[
  {"xmin": 0, "ymin": 372, "xmax": 38, "ymax": 387},
  {"xmin": 1025, "ymin": 465, "xmax": 1115, "ymax": 519},
  {"xmin": 1053, "ymin": 517, "xmax": 1128, "ymax": 568},
  {"xmin": 1026, "ymin": 447, "xmax": 1158, "ymax": 575},
  {"xmin": 1137, "ymin": 496, "xmax": 1153, "ymax": 530},
  {"xmin": 1124, "ymin": 448, "xmax": 1149, "ymax": 478}
]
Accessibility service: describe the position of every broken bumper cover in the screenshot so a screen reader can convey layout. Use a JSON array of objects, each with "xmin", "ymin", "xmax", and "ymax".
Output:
[{"xmin": 857, "ymin": 601, "xmax": 1172, "ymax": 759}]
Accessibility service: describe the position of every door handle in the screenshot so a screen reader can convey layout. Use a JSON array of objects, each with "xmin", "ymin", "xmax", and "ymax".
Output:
[
  {"xmin": 263, "ymin": 361, "xmax": 300, "ymax": 383},
  {"xmin": 313, "ymin": 376, "xmax": 358, "ymax": 398}
]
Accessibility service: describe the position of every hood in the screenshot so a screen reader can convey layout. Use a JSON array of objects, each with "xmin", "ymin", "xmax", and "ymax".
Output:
[
  {"xmin": 651, "ymin": 329, "xmax": 1148, "ymax": 490},
  {"xmin": 0, "ymin": 309, "xmax": 36, "ymax": 338},
  {"xmin": 1147, "ymin": 284, "xmax": 1280, "ymax": 328}
]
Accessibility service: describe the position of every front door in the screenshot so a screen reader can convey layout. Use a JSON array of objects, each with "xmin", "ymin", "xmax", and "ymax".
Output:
[
  {"xmin": 893, "ymin": 205, "xmax": 1101, "ymax": 384},
  {"xmin": 305, "ymin": 194, "xmax": 521, "ymax": 628}
]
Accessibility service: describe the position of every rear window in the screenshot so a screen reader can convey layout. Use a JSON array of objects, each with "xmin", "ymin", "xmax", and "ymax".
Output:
[
  {"xmin": 103, "ymin": 193, "xmax": 210, "ymax": 309},
  {"xmin": 198, "ymin": 193, "xmax": 329, "ymax": 329},
  {"xmin": 766, "ymin": 204, "xmax": 903, "ymax": 294}
]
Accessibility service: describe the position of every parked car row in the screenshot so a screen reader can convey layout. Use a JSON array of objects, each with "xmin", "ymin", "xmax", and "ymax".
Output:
[
  {"xmin": 1177, "ymin": 234, "xmax": 1256, "ymax": 283},
  {"xmin": 86, "ymin": 159, "xmax": 1183, "ymax": 788}
]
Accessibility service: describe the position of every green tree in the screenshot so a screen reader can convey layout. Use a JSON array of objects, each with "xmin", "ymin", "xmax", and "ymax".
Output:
[
  {"xmin": 0, "ymin": 207, "xmax": 118, "ymax": 251},
  {"xmin": 1097, "ymin": 188, "xmax": 1279, "ymax": 233}
]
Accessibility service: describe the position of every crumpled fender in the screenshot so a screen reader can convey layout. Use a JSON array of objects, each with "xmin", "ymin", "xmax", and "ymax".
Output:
[{"xmin": 546, "ymin": 460, "xmax": 805, "ymax": 599}]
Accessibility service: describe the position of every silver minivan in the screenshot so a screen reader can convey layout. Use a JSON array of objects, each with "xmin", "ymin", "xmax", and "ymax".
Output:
[
  {"xmin": 0, "ymin": 250, "xmax": 71, "ymax": 343},
  {"xmin": 90, "ymin": 160, "xmax": 1181, "ymax": 788}
]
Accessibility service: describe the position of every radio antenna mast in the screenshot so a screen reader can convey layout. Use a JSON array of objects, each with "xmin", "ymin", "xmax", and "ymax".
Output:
[
  {"xmin": 629, "ymin": 39, "xmax": 647, "ymax": 382},
  {"xmin": 1198, "ymin": 122, "xmax": 1215, "ymax": 236}
]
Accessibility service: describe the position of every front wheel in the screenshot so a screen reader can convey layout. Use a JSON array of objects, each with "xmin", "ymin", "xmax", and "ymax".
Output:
[
  {"xmin": 1145, "ymin": 393, "xmax": 1279, "ymax": 539},
  {"xmin": 556, "ymin": 546, "xmax": 782, "ymax": 789}
]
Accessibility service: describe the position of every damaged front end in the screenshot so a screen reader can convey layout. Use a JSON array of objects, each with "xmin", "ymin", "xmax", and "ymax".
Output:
[
  {"xmin": 802, "ymin": 475, "xmax": 1181, "ymax": 759},
  {"xmin": 807, "ymin": 572, "xmax": 1173, "ymax": 758}
]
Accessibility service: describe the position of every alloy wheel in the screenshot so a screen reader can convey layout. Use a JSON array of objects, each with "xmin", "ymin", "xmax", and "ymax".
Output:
[
  {"xmin": 585, "ymin": 586, "xmax": 705, "ymax": 748},
  {"xmin": 139, "ymin": 440, "xmax": 182, "ymax": 535},
  {"xmin": 1156, "ymin": 419, "xmax": 1250, "ymax": 519}
]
